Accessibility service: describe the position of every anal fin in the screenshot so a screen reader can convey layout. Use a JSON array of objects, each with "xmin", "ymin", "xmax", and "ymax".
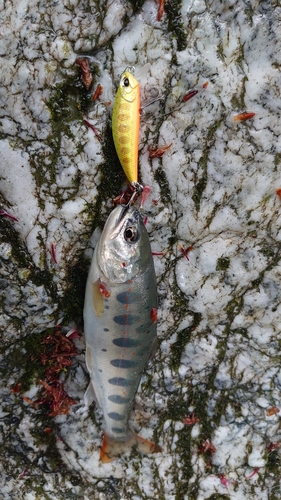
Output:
[
  {"xmin": 84, "ymin": 381, "xmax": 97, "ymax": 408},
  {"xmin": 84, "ymin": 344, "xmax": 101, "ymax": 408}
]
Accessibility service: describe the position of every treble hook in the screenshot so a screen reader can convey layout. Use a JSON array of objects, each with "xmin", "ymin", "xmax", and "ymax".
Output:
[{"xmin": 125, "ymin": 182, "xmax": 143, "ymax": 207}]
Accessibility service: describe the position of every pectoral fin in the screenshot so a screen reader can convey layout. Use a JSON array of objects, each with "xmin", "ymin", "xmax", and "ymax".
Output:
[{"xmin": 91, "ymin": 280, "xmax": 104, "ymax": 316}]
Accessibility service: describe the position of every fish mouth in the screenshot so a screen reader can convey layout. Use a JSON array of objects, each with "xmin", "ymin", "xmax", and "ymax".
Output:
[{"xmin": 118, "ymin": 204, "xmax": 139, "ymax": 225}]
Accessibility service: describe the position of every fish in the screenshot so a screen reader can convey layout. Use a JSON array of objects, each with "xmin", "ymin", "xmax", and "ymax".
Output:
[
  {"xmin": 112, "ymin": 70, "xmax": 141, "ymax": 189},
  {"xmin": 83, "ymin": 204, "xmax": 162, "ymax": 462}
]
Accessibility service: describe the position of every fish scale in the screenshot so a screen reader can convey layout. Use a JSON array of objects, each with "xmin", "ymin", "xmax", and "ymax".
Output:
[
  {"xmin": 83, "ymin": 205, "xmax": 162, "ymax": 461},
  {"xmin": 86, "ymin": 274, "xmax": 155, "ymax": 440}
]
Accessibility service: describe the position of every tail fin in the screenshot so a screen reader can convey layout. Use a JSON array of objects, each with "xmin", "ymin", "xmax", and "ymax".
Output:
[{"xmin": 100, "ymin": 430, "xmax": 162, "ymax": 463}]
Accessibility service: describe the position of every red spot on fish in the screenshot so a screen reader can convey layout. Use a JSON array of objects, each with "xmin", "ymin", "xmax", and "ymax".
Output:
[
  {"xmin": 143, "ymin": 216, "xmax": 148, "ymax": 225},
  {"xmin": 0, "ymin": 209, "xmax": 19, "ymax": 222},
  {"xmin": 202, "ymin": 81, "xmax": 209, "ymax": 89},
  {"xmin": 93, "ymin": 83, "xmax": 103, "ymax": 101},
  {"xmin": 122, "ymin": 262, "xmax": 126, "ymax": 267},
  {"xmin": 50, "ymin": 242, "xmax": 57, "ymax": 264},
  {"xmin": 99, "ymin": 283, "xmax": 111, "ymax": 298},
  {"xmin": 276, "ymin": 188, "xmax": 281, "ymax": 199},
  {"xmin": 44, "ymin": 427, "xmax": 53, "ymax": 434},
  {"xmin": 84, "ymin": 119, "xmax": 102, "ymax": 142},
  {"xmin": 233, "ymin": 112, "xmax": 256, "ymax": 122},
  {"xmin": 150, "ymin": 308, "xmax": 158, "ymax": 323},
  {"xmin": 152, "ymin": 251, "xmax": 165, "ymax": 256},
  {"xmin": 183, "ymin": 90, "xmax": 198, "ymax": 102}
]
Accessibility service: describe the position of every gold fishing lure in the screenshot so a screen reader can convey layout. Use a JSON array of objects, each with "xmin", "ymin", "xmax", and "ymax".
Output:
[{"xmin": 112, "ymin": 70, "xmax": 141, "ymax": 188}]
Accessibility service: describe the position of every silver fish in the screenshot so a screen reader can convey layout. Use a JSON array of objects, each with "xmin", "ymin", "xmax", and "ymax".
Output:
[{"xmin": 83, "ymin": 204, "xmax": 162, "ymax": 462}]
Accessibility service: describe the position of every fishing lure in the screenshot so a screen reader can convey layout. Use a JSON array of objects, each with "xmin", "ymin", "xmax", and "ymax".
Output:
[
  {"xmin": 112, "ymin": 70, "xmax": 141, "ymax": 190},
  {"xmin": 83, "ymin": 205, "xmax": 162, "ymax": 462}
]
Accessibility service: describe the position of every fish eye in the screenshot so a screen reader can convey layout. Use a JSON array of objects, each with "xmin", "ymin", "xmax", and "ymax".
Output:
[
  {"xmin": 124, "ymin": 226, "xmax": 138, "ymax": 243},
  {"xmin": 123, "ymin": 77, "xmax": 130, "ymax": 87}
]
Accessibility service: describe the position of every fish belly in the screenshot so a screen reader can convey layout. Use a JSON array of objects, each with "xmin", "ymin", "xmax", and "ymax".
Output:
[{"xmin": 84, "ymin": 264, "xmax": 157, "ymax": 441}]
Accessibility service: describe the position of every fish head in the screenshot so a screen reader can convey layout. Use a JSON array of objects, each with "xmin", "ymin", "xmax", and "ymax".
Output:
[
  {"xmin": 97, "ymin": 205, "xmax": 151, "ymax": 283},
  {"xmin": 119, "ymin": 71, "xmax": 140, "ymax": 104}
]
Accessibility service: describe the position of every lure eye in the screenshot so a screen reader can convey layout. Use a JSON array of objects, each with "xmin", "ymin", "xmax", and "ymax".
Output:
[
  {"xmin": 123, "ymin": 77, "xmax": 130, "ymax": 87},
  {"xmin": 124, "ymin": 226, "xmax": 138, "ymax": 243}
]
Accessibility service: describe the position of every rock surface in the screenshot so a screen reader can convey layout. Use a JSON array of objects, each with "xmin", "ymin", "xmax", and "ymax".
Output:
[{"xmin": 1, "ymin": 0, "xmax": 281, "ymax": 498}]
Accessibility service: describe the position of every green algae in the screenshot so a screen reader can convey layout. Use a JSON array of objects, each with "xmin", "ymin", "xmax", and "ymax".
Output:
[
  {"xmin": 0, "ymin": 217, "xmax": 58, "ymax": 305},
  {"xmin": 192, "ymin": 120, "xmax": 222, "ymax": 211},
  {"xmin": 216, "ymin": 257, "xmax": 230, "ymax": 271},
  {"xmin": 274, "ymin": 152, "xmax": 281, "ymax": 170},
  {"xmin": 231, "ymin": 76, "xmax": 248, "ymax": 111},
  {"xmin": 61, "ymin": 253, "xmax": 89, "ymax": 326},
  {"xmin": 3, "ymin": 331, "xmax": 46, "ymax": 391},
  {"xmin": 166, "ymin": 0, "xmax": 187, "ymax": 52},
  {"xmin": 170, "ymin": 312, "xmax": 202, "ymax": 370},
  {"xmin": 208, "ymin": 496, "xmax": 230, "ymax": 500},
  {"xmin": 155, "ymin": 166, "xmax": 172, "ymax": 205},
  {"xmin": 127, "ymin": 0, "xmax": 146, "ymax": 13},
  {"xmin": 29, "ymin": 76, "xmax": 88, "ymax": 210},
  {"xmin": 217, "ymin": 41, "xmax": 224, "ymax": 61},
  {"xmin": 83, "ymin": 121, "xmax": 127, "ymax": 229}
]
